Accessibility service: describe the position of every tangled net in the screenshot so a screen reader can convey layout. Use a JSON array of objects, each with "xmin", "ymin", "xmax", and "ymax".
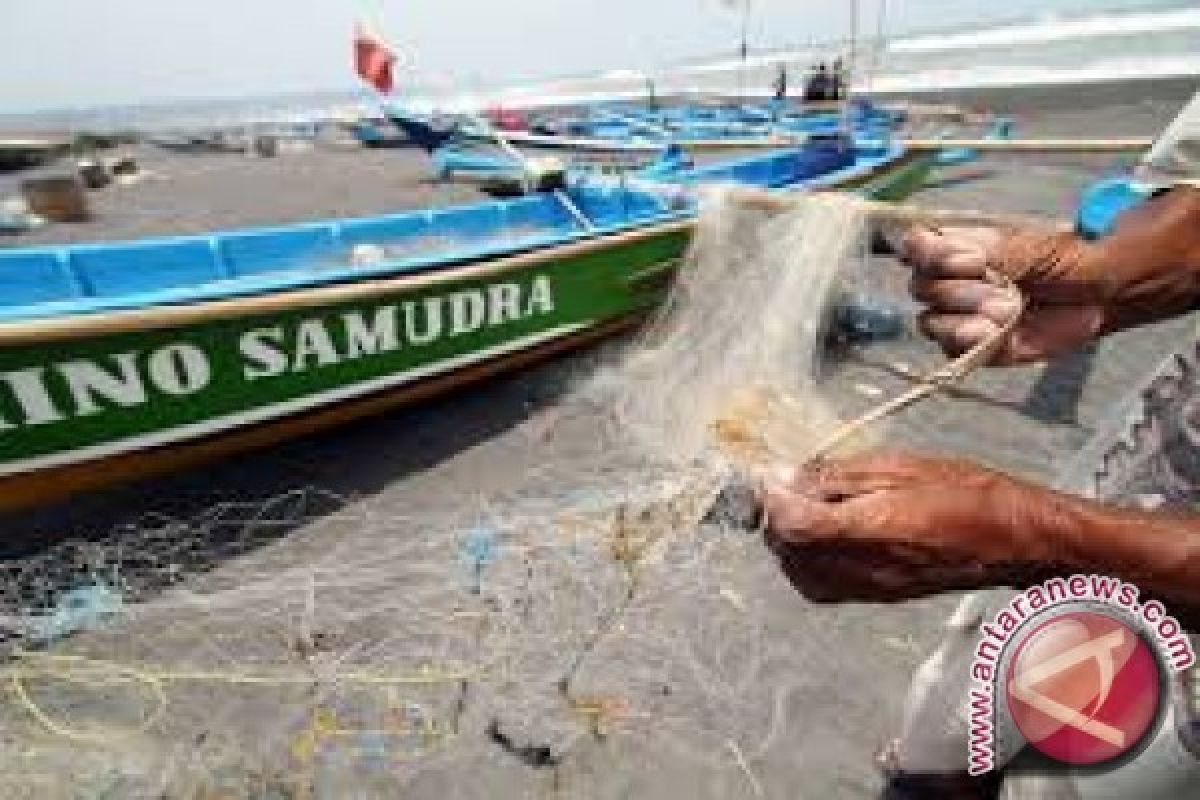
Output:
[{"xmin": 0, "ymin": 189, "xmax": 878, "ymax": 799}]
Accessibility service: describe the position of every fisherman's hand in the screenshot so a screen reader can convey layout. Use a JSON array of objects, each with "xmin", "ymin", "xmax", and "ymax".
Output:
[
  {"xmin": 900, "ymin": 186, "xmax": 1200, "ymax": 365},
  {"xmin": 761, "ymin": 452, "xmax": 1073, "ymax": 602}
]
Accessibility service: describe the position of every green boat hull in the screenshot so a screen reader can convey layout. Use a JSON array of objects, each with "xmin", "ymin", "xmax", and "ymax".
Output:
[
  {"xmin": 0, "ymin": 153, "xmax": 936, "ymax": 508},
  {"xmin": 0, "ymin": 224, "xmax": 690, "ymax": 507}
]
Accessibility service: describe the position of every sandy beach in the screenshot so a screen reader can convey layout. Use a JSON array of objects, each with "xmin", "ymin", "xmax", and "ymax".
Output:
[{"xmin": 0, "ymin": 76, "xmax": 1196, "ymax": 797}]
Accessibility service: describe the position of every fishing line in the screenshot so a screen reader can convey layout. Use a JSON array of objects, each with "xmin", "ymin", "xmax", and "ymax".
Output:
[{"xmin": 0, "ymin": 187, "xmax": 1023, "ymax": 798}]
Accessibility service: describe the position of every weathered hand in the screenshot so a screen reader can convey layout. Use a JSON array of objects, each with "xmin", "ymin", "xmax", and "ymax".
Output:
[
  {"xmin": 900, "ymin": 186, "xmax": 1200, "ymax": 365},
  {"xmin": 761, "ymin": 452, "xmax": 1074, "ymax": 603}
]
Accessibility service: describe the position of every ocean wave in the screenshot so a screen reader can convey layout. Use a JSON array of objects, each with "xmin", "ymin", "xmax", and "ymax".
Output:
[{"xmin": 890, "ymin": 7, "xmax": 1200, "ymax": 53}]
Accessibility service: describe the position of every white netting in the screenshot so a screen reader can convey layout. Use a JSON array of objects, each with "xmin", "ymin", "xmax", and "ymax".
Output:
[{"xmin": 0, "ymin": 188, "xmax": 877, "ymax": 799}]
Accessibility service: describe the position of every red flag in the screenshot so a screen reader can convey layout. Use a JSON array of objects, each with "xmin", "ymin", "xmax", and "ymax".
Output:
[{"xmin": 354, "ymin": 24, "xmax": 396, "ymax": 94}]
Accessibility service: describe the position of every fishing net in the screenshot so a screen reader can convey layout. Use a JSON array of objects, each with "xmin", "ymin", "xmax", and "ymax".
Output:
[{"xmin": 0, "ymin": 188, "xmax": 883, "ymax": 799}]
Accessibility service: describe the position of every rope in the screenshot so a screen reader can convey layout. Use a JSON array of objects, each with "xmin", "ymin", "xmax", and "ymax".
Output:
[
  {"xmin": 811, "ymin": 266, "xmax": 1023, "ymax": 458},
  {"xmin": 5, "ymin": 649, "xmax": 485, "ymax": 744},
  {"xmin": 724, "ymin": 187, "xmax": 1029, "ymax": 460}
]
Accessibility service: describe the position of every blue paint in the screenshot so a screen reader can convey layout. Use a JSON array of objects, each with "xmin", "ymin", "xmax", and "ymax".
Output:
[
  {"xmin": 461, "ymin": 524, "xmax": 499, "ymax": 594},
  {"xmin": 0, "ymin": 185, "xmax": 693, "ymax": 322},
  {"xmin": 31, "ymin": 582, "xmax": 123, "ymax": 642},
  {"xmin": 1077, "ymin": 176, "xmax": 1153, "ymax": 239}
]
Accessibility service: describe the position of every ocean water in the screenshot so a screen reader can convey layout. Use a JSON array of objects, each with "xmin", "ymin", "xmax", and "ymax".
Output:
[
  {"xmin": 0, "ymin": 90, "xmax": 373, "ymax": 136},
  {"xmin": 870, "ymin": 5, "xmax": 1200, "ymax": 92},
  {"xmin": 2, "ymin": 4, "xmax": 1197, "ymax": 132},
  {"xmin": 520, "ymin": 4, "xmax": 1200, "ymax": 105}
]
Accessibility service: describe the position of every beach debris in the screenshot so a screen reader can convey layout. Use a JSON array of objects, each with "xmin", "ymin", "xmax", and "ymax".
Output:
[
  {"xmin": 486, "ymin": 718, "xmax": 562, "ymax": 768},
  {"xmin": 719, "ymin": 587, "xmax": 747, "ymax": 612},
  {"xmin": 833, "ymin": 294, "xmax": 905, "ymax": 343},
  {"xmin": 702, "ymin": 479, "xmax": 762, "ymax": 532},
  {"xmin": 569, "ymin": 694, "xmax": 631, "ymax": 737},
  {"xmin": 252, "ymin": 134, "xmax": 279, "ymax": 158},
  {"xmin": 105, "ymin": 155, "xmax": 143, "ymax": 186},
  {"xmin": 523, "ymin": 407, "xmax": 561, "ymax": 443},
  {"xmin": 107, "ymin": 155, "xmax": 138, "ymax": 176},
  {"xmin": 881, "ymin": 634, "xmax": 920, "ymax": 655},
  {"xmin": 77, "ymin": 158, "xmax": 111, "ymax": 189},
  {"xmin": 727, "ymin": 739, "xmax": 765, "ymax": 798},
  {"xmin": 20, "ymin": 175, "xmax": 89, "ymax": 223},
  {"xmin": 29, "ymin": 582, "xmax": 123, "ymax": 643},
  {"xmin": 854, "ymin": 382, "xmax": 885, "ymax": 399},
  {"xmin": 461, "ymin": 523, "xmax": 498, "ymax": 594},
  {"xmin": 0, "ymin": 196, "xmax": 45, "ymax": 235}
]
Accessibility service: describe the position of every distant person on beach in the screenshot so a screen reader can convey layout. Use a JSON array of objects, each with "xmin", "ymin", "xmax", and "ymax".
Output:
[
  {"xmin": 763, "ymin": 91, "xmax": 1200, "ymax": 798},
  {"xmin": 773, "ymin": 63, "xmax": 788, "ymax": 100},
  {"xmin": 832, "ymin": 57, "xmax": 847, "ymax": 101}
]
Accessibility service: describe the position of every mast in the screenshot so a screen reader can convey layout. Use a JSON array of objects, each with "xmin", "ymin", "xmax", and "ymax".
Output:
[
  {"xmin": 738, "ymin": 0, "xmax": 750, "ymax": 100},
  {"xmin": 842, "ymin": 0, "xmax": 859, "ymax": 134},
  {"xmin": 866, "ymin": 0, "xmax": 888, "ymax": 97}
]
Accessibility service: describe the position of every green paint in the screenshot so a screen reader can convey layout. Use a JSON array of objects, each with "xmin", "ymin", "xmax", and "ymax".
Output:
[
  {"xmin": 0, "ymin": 154, "xmax": 927, "ymax": 475},
  {"xmin": 0, "ymin": 228, "xmax": 689, "ymax": 468}
]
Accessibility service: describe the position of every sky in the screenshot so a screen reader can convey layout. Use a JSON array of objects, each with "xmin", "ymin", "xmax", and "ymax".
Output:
[{"xmin": 0, "ymin": 0, "xmax": 1178, "ymax": 112}]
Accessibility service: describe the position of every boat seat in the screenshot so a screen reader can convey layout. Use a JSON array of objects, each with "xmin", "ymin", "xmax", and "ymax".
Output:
[
  {"xmin": 569, "ymin": 188, "xmax": 662, "ymax": 228},
  {"xmin": 221, "ymin": 225, "xmax": 342, "ymax": 277},
  {"xmin": 0, "ymin": 251, "xmax": 79, "ymax": 307},
  {"xmin": 503, "ymin": 196, "xmax": 578, "ymax": 233},
  {"xmin": 70, "ymin": 238, "xmax": 222, "ymax": 298}
]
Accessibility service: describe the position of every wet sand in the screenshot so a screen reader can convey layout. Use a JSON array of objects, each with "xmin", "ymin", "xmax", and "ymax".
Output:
[{"xmin": 0, "ymin": 77, "xmax": 1197, "ymax": 797}]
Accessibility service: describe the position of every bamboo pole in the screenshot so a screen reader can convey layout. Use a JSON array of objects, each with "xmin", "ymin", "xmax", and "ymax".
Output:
[
  {"xmin": 721, "ymin": 185, "xmax": 1062, "ymax": 231},
  {"xmin": 900, "ymin": 137, "xmax": 1152, "ymax": 153}
]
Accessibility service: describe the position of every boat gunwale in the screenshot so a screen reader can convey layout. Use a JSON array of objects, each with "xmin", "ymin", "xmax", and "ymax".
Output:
[
  {"xmin": 671, "ymin": 141, "xmax": 908, "ymax": 189},
  {"xmin": 469, "ymin": 128, "xmax": 807, "ymax": 153}
]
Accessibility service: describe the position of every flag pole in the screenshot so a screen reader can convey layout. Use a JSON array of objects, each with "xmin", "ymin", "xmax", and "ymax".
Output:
[
  {"xmin": 739, "ymin": 0, "xmax": 749, "ymax": 100},
  {"xmin": 355, "ymin": 23, "xmax": 544, "ymax": 193}
]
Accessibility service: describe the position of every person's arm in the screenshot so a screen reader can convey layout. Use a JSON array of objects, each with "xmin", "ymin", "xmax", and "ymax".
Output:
[
  {"xmin": 902, "ymin": 185, "xmax": 1200, "ymax": 365},
  {"xmin": 760, "ymin": 189, "xmax": 1200, "ymax": 615},
  {"xmin": 1042, "ymin": 498, "xmax": 1200, "ymax": 627},
  {"xmin": 762, "ymin": 453, "xmax": 1200, "ymax": 629}
]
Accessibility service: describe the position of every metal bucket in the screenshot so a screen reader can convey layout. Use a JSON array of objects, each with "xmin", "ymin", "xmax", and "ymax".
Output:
[{"xmin": 20, "ymin": 175, "xmax": 89, "ymax": 222}]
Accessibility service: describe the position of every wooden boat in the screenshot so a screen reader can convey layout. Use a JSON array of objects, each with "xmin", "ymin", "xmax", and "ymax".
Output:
[
  {"xmin": 0, "ymin": 138, "xmax": 69, "ymax": 172},
  {"xmin": 0, "ymin": 185, "xmax": 688, "ymax": 509},
  {"xmin": 147, "ymin": 132, "xmax": 248, "ymax": 155},
  {"xmin": 0, "ymin": 142, "xmax": 933, "ymax": 510},
  {"xmin": 637, "ymin": 134, "xmax": 947, "ymax": 204},
  {"xmin": 475, "ymin": 99, "xmax": 903, "ymax": 153},
  {"xmin": 347, "ymin": 118, "xmax": 410, "ymax": 149}
]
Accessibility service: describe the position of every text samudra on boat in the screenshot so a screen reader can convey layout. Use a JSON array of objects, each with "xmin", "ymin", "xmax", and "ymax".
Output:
[{"xmin": 0, "ymin": 275, "xmax": 557, "ymax": 434}]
